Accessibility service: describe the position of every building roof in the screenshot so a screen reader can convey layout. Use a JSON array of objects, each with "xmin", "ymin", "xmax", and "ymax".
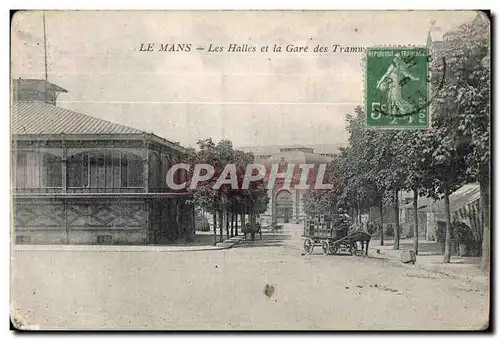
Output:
[
  {"xmin": 12, "ymin": 101, "xmax": 143, "ymax": 135},
  {"xmin": 12, "ymin": 79, "xmax": 68, "ymax": 93},
  {"xmin": 434, "ymin": 183, "xmax": 480, "ymax": 213},
  {"xmin": 414, "ymin": 184, "xmax": 480, "ymax": 222},
  {"xmin": 261, "ymin": 149, "xmax": 330, "ymax": 165},
  {"xmin": 237, "ymin": 143, "xmax": 345, "ymax": 156}
]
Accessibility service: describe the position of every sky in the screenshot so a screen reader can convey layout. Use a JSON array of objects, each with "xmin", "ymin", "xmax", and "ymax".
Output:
[{"xmin": 11, "ymin": 10, "xmax": 477, "ymax": 149}]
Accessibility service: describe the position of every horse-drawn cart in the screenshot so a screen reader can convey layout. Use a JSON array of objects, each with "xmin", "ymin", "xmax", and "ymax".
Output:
[{"xmin": 302, "ymin": 216, "xmax": 371, "ymax": 256}]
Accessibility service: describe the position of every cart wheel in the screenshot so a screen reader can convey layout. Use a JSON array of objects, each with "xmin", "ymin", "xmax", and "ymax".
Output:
[
  {"xmin": 329, "ymin": 242, "xmax": 339, "ymax": 255},
  {"xmin": 322, "ymin": 240, "xmax": 330, "ymax": 255},
  {"xmin": 303, "ymin": 238, "xmax": 314, "ymax": 254}
]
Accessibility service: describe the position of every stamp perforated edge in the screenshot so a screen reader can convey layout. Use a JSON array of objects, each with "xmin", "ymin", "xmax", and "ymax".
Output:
[{"xmin": 361, "ymin": 45, "xmax": 432, "ymax": 130}]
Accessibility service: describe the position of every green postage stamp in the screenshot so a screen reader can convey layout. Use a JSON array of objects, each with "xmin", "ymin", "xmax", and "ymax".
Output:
[{"xmin": 365, "ymin": 46, "xmax": 430, "ymax": 129}]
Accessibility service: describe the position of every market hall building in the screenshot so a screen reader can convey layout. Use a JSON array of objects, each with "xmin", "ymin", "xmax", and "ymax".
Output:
[
  {"xmin": 238, "ymin": 145, "xmax": 335, "ymax": 225},
  {"xmin": 12, "ymin": 79, "xmax": 194, "ymax": 245}
]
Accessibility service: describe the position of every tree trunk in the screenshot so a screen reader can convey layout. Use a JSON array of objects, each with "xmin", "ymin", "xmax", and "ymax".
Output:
[
  {"xmin": 379, "ymin": 200, "xmax": 384, "ymax": 246},
  {"xmin": 357, "ymin": 201, "xmax": 362, "ymax": 225},
  {"xmin": 213, "ymin": 209, "xmax": 217, "ymax": 246},
  {"xmin": 226, "ymin": 210, "xmax": 230, "ymax": 239},
  {"xmin": 250, "ymin": 211, "xmax": 255, "ymax": 241},
  {"xmin": 424, "ymin": 216, "xmax": 428, "ymax": 242},
  {"xmin": 480, "ymin": 167, "xmax": 490, "ymax": 272},
  {"xmin": 393, "ymin": 189, "xmax": 400, "ymax": 250},
  {"xmin": 443, "ymin": 182, "xmax": 452, "ymax": 263},
  {"xmin": 235, "ymin": 212, "xmax": 239, "ymax": 236},
  {"xmin": 218, "ymin": 208, "xmax": 224, "ymax": 243},
  {"xmin": 230, "ymin": 212, "xmax": 234, "ymax": 237},
  {"xmin": 413, "ymin": 188, "xmax": 419, "ymax": 255}
]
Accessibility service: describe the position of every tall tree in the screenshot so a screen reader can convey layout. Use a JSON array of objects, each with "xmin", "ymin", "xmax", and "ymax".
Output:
[
  {"xmin": 428, "ymin": 14, "xmax": 490, "ymax": 264},
  {"xmin": 367, "ymin": 129, "xmax": 405, "ymax": 250},
  {"xmin": 186, "ymin": 138, "xmax": 236, "ymax": 242},
  {"xmin": 186, "ymin": 139, "xmax": 269, "ymax": 240},
  {"xmin": 339, "ymin": 106, "xmax": 392, "ymax": 245},
  {"xmin": 443, "ymin": 14, "xmax": 490, "ymax": 270},
  {"xmin": 394, "ymin": 129, "xmax": 432, "ymax": 254}
]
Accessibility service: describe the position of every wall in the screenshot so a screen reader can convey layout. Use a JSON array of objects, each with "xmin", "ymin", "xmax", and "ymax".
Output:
[
  {"xmin": 14, "ymin": 198, "xmax": 148, "ymax": 245},
  {"xmin": 13, "ymin": 138, "xmax": 193, "ymax": 245}
]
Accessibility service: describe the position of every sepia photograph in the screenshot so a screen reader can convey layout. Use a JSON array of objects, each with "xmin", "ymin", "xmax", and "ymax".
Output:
[{"xmin": 9, "ymin": 9, "xmax": 490, "ymax": 330}]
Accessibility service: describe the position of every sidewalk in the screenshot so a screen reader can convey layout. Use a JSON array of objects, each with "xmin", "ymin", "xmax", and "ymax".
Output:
[
  {"xmin": 371, "ymin": 238, "xmax": 443, "ymax": 255},
  {"xmin": 14, "ymin": 236, "xmax": 244, "ymax": 253},
  {"xmin": 369, "ymin": 240, "xmax": 488, "ymax": 285}
]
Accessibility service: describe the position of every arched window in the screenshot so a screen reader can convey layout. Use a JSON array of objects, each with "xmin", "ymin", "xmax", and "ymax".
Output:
[
  {"xmin": 15, "ymin": 151, "xmax": 62, "ymax": 190},
  {"xmin": 67, "ymin": 151, "xmax": 143, "ymax": 192}
]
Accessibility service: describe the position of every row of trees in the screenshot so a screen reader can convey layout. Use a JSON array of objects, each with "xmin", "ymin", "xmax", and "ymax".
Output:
[
  {"xmin": 184, "ymin": 138, "xmax": 269, "ymax": 244},
  {"xmin": 303, "ymin": 14, "xmax": 490, "ymax": 269}
]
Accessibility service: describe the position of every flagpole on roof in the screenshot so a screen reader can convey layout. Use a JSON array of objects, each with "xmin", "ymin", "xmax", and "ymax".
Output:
[{"xmin": 42, "ymin": 11, "xmax": 48, "ymax": 103}]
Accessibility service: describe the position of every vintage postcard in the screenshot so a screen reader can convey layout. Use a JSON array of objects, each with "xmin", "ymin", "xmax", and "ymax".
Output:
[{"xmin": 10, "ymin": 10, "xmax": 490, "ymax": 330}]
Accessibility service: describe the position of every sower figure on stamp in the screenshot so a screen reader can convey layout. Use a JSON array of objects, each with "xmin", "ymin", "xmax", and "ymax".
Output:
[{"xmin": 376, "ymin": 53, "xmax": 420, "ymax": 123}]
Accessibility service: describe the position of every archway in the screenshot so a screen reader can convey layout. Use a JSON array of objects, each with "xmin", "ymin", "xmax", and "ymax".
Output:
[{"xmin": 275, "ymin": 190, "xmax": 293, "ymax": 223}]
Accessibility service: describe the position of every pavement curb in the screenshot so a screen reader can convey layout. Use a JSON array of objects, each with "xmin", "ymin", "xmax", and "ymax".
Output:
[
  {"xmin": 370, "ymin": 247, "xmax": 441, "ymax": 258},
  {"xmin": 369, "ymin": 247, "xmax": 485, "ymax": 281},
  {"xmin": 215, "ymin": 236, "xmax": 243, "ymax": 249},
  {"xmin": 370, "ymin": 247, "xmax": 448, "ymax": 276},
  {"xmin": 13, "ymin": 236, "xmax": 245, "ymax": 253}
]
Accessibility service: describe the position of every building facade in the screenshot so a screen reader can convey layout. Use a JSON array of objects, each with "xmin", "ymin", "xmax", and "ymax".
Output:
[
  {"xmin": 239, "ymin": 145, "xmax": 334, "ymax": 225},
  {"xmin": 12, "ymin": 79, "xmax": 194, "ymax": 245}
]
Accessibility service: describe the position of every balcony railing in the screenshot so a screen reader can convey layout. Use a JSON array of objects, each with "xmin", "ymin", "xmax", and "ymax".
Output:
[
  {"xmin": 14, "ymin": 187, "xmax": 63, "ymax": 194},
  {"xmin": 67, "ymin": 187, "xmax": 144, "ymax": 193},
  {"xmin": 14, "ymin": 187, "xmax": 144, "ymax": 194},
  {"xmin": 13, "ymin": 187, "xmax": 191, "ymax": 195}
]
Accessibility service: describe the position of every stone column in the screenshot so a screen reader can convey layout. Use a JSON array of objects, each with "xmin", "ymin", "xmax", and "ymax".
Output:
[
  {"xmin": 61, "ymin": 137, "xmax": 69, "ymax": 243},
  {"xmin": 144, "ymin": 201, "xmax": 150, "ymax": 244},
  {"xmin": 143, "ymin": 135, "xmax": 149, "ymax": 193},
  {"xmin": 61, "ymin": 136, "xmax": 67, "ymax": 193}
]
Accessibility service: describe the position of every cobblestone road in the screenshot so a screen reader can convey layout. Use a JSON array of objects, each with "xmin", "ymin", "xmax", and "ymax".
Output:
[{"xmin": 11, "ymin": 224, "xmax": 489, "ymax": 330}]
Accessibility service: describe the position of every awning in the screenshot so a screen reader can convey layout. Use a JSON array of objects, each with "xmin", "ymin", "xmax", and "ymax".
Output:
[{"xmin": 432, "ymin": 184, "xmax": 481, "ymax": 217}]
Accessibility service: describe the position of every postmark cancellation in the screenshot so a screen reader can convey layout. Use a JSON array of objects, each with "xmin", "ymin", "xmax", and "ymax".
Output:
[{"xmin": 365, "ymin": 46, "xmax": 430, "ymax": 129}]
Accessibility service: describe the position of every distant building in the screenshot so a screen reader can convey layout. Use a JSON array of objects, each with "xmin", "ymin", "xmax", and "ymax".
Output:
[
  {"xmin": 237, "ymin": 144, "xmax": 344, "ymax": 161},
  {"xmin": 399, "ymin": 196, "xmax": 436, "ymax": 240},
  {"xmin": 12, "ymin": 79, "xmax": 194, "ymax": 245},
  {"xmin": 238, "ymin": 145, "xmax": 338, "ymax": 224}
]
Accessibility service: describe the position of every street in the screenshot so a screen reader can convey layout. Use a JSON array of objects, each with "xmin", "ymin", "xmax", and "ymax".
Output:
[{"xmin": 11, "ymin": 224, "xmax": 489, "ymax": 330}]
